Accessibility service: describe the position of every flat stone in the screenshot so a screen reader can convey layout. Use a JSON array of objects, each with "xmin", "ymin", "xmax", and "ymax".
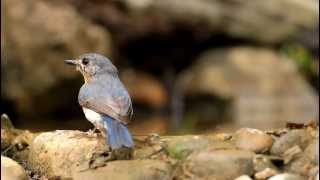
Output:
[{"xmin": 233, "ymin": 128, "xmax": 274, "ymax": 153}]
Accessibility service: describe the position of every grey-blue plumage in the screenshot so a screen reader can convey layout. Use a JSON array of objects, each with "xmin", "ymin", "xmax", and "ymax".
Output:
[
  {"xmin": 65, "ymin": 53, "xmax": 134, "ymax": 149},
  {"xmin": 103, "ymin": 116, "xmax": 134, "ymax": 149}
]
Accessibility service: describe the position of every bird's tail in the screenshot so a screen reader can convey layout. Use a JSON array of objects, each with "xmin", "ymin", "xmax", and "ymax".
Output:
[{"xmin": 103, "ymin": 116, "xmax": 134, "ymax": 149}]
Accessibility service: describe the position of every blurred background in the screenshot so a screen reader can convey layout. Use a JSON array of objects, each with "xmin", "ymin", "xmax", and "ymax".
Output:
[{"xmin": 1, "ymin": 0, "xmax": 319, "ymax": 135}]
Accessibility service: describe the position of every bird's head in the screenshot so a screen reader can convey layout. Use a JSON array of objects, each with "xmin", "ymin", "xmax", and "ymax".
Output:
[{"xmin": 65, "ymin": 53, "xmax": 118, "ymax": 82}]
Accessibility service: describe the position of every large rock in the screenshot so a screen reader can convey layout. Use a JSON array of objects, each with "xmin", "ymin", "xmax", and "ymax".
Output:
[
  {"xmin": 175, "ymin": 149, "xmax": 255, "ymax": 180},
  {"xmin": 2, "ymin": 0, "xmax": 111, "ymax": 117},
  {"xmin": 27, "ymin": 130, "xmax": 110, "ymax": 179},
  {"xmin": 1, "ymin": 156, "xmax": 28, "ymax": 180},
  {"xmin": 177, "ymin": 47, "xmax": 319, "ymax": 129},
  {"xmin": 69, "ymin": 0, "xmax": 318, "ymax": 43}
]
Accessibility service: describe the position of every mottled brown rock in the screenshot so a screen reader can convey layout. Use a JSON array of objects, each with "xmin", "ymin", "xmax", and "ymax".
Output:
[{"xmin": 27, "ymin": 130, "xmax": 110, "ymax": 178}]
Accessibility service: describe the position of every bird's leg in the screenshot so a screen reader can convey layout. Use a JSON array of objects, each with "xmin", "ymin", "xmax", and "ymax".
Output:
[{"xmin": 95, "ymin": 123, "xmax": 106, "ymax": 137}]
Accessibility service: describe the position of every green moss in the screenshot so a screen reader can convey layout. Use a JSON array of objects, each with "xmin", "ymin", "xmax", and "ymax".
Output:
[{"xmin": 281, "ymin": 43, "xmax": 316, "ymax": 76}]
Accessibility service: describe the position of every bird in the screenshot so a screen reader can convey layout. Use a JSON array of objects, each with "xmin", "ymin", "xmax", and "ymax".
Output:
[{"xmin": 64, "ymin": 53, "xmax": 134, "ymax": 150}]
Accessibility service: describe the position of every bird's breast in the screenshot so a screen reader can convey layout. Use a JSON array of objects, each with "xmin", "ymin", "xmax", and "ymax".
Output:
[{"xmin": 82, "ymin": 107, "xmax": 103, "ymax": 124}]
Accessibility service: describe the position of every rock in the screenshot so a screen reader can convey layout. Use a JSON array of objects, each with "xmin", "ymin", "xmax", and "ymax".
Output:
[
  {"xmin": 1, "ymin": 114, "xmax": 15, "ymax": 150},
  {"xmin": 72, "ymin": 160, "xmax": 172, "ymax": 180},
  {"xmin": 233, "ymin": 128, "xmax": 274, "ymax": 153},
  {"xmin": 1, "ymin": 124, "xmax": 36, "ymax": 157},
  {"xmin": 254, "ymin": 168, "xmax": 278, "ymax": 179},
  {"xmin": 177, "ymin": 47, "xmax": 319, "ymax": 130},
  {"xmin": 235, "ymin": 175, "xmax": 253, "ymax": 180},
  {"xmin": 1, "ymin": 114, "xmax": 14, "ymax": 129},
  {"xmin": 253, "ymin": 155, "xmax": 280, "ymax": 172},
  {"xmin": 1, "ymin": 156, "xmax": 28, "ymax": 180},
  {"xmin": 308, "ymin": 166, "xmax": 319, "ymax": 180},
  {"xmin": 2, "ymin": 0, "xmax": 111, "ymax": 118},
  {"xmin": 176, "ymin": 149, "xmax": 255, "ymax": 180},
  {"xmin": 27, "ymin": 130, "xmax": 111, "ymax": 178},
  {"xmin": 121, "ymin": 69, "xmax": 168, "ymax": 109},
  {"xmin": 304, "ymin": 139, "xmax": 319, "ymax": 165},
  {"xmin": 316, "ymin": 172, "xmax": 319, "ymax": 180},
  {"xmin": 283, "ymin": 145, "xmax": 303, "ymax": 164},
  {"xmin": 284, "ymin": 153, "xmax": 314, "ymax": 176},
  {"xmin": 70, "ymin": 0, "xmax": 318, "ymax": 44},
  {"xmin": 271, "ymin": 129, "xmax": 313, "ymax": 156},
  {"xmin": 268, "ymin": 173, "xmax": 306, "ymax": 180},
  {"xmin": 164, "ymin": 135, "xmax": 234, "ymax": 160}
]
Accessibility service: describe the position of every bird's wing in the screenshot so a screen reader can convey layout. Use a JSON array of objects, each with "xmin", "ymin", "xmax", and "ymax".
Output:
[{"xmin": 78, "ymin": 84, "xmax": 132, "ymax": 124}]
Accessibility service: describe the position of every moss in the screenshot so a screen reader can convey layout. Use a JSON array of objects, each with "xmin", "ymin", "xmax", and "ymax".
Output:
[{"xmin": 281, "ymin": 43, "xmax": 317, "ymax": 76}]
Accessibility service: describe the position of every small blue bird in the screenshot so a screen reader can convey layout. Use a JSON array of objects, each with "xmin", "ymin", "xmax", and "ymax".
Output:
[{"xmin": 65, "ymin": 53, "xmax": 134, "ymax": 150}]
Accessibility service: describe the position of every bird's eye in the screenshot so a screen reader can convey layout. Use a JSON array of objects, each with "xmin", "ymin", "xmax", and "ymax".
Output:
[{"xmin": 82, "ymin": 58, "xmax": 89, "ymax": 65}]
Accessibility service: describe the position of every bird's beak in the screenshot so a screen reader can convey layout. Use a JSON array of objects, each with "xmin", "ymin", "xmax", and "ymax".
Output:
[{"xmin": 64, "ymin": 59, "xmax": 79, "ymax": 65}]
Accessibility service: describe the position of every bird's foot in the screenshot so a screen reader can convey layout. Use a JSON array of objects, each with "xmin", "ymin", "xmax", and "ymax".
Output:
[{"xmin": 85, "ymin": 128, "xmax": 98, "ymax": 138}]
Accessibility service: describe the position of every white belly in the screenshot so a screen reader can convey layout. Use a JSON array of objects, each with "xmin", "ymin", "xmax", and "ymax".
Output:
[{"xmin": 82, "ymin": 108, "xmax": 103, "ymax": 124}]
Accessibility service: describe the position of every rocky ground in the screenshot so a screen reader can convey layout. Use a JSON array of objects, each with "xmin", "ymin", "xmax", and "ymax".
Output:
[{"xmin": 1, "ymin": 114, "xmax": 319, "ymax": 180}]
